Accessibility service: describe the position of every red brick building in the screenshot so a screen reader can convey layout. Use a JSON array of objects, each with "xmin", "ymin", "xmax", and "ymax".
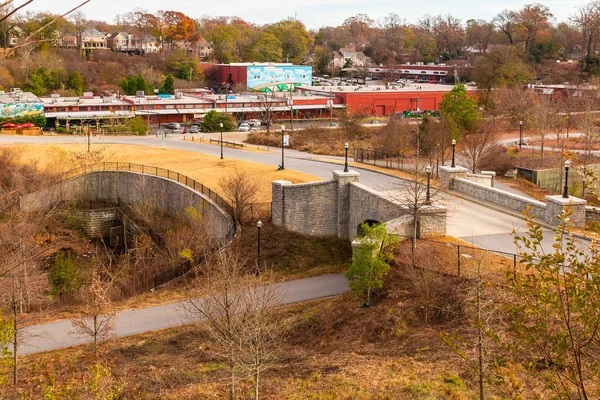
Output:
[{"xmin": 301, "ymin": 85, "xmax": 466, "ymax": 116}]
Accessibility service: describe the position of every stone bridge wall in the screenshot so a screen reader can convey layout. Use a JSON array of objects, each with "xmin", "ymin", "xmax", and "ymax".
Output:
[
  {"xmin": 272, "ymin": 170, "xmax": 447, "ymax": 239},
  {"xmin": 20, "ymin": 171, "xmax": 234, "ymax": 240},
  {"xmin": 445, "ymin": 166, "xmax": 588, "ymax": 228}
]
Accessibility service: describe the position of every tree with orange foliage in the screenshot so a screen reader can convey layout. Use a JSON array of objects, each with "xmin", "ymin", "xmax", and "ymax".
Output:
[{"xmin": 160, "ymin": 10, "xmax": 199, "ymax": 49}]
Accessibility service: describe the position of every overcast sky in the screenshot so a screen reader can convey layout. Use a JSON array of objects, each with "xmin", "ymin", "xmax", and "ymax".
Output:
[{"xmin": 35, "ymin": 0, "xmax": 587, "ymax": 29}]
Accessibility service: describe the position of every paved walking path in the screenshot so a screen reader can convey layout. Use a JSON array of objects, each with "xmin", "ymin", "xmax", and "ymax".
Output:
[{"xmin": 18, "ymin": 274, "xmax": 349, "ymax": 356}]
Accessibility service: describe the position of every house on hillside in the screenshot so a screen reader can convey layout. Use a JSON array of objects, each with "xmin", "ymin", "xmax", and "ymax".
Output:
[
  {"xmin": 133, "ymin": 34, "xmax": 161, "ymax": 53},
  {"xmin": 196, "ymin": 39, "xmax": 213, "ymax": 60},
  {"xmin": 7, "ymin": 26, "xmax": 24, "ymax": 47},
  {"xmin": 80, "ymin": 28, "xmax": 109, "ymax": 50},
  {"xmin": 330, "ymin": 47, "xmax": 370, "ymax": 69},
  {"xmin": 565, "ymin": 45, "xmax": 584, "ymax": 61},
  {"xmin": 107, "ymin": 32, "xmax": 134, "ymax": 51},
  {"xmin": 52, "ymin": 29, "xmax": 77, "ymax": 48}
]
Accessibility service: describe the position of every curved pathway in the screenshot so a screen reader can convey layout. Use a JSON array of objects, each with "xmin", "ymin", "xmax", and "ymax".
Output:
[{"xmin": 19, "ymin": 274, "xmax": 348, "ymax": 356}]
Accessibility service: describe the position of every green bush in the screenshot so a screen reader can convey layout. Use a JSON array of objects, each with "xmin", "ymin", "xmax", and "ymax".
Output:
[
  {"xmin": 48, "ymin": 251, "xmax": 81, "ymax": 299},
  {"xmin": 127, "ymin": 116, "xmax": 148, "ymax": 135},
  {"xmin": 200, "ymin": 110, "xmax": 235, "ymax": 132}
]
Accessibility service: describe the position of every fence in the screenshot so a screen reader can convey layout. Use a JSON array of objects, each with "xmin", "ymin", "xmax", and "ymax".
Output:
[
  {"xmin": 391, "ymin": 234, "xmax": 525, "ymax": 280},
  {"xmin": 60, "ymin": 162, "xmax": 234, "ymax": 216},
  {"xmin": 54, "ymin": 162, "xmax": 239, "ymax": 290},
  {"xmin": 354, "ymin": 148, "xmax": 432, "ymax": 173},
  {"xmin": 247, "ymin": 202, "xmax": 272, "ymax": 223}
]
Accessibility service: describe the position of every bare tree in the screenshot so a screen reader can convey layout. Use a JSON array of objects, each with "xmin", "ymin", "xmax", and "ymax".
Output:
[
  {"xmin": 237, "ymin": 277, "xmax": 282, "ymax": 400},
  {"xmin": 572, "ymin": 1, "xmax": 600, "ymax": 72},
  {"xmin": 252, "ymin": 91, "xmax": 282, "ymax": 135},
  {"xmin": 185, "ymin": 248, "xmax": 282, "ymax": 400},
  {"xmin": 70, "ymin": 269, "xmax": 116, "ymax": 358},
  {"xmin": 390, "ymin": 125, "xmax": 441, "ymax": 265},
  {"xmin": 185, "ymin": 250, "xmax": 250, "ymax": 400},
  {"xmin": 529, "ymin": 93, "xmax": 560, "ymax": 167},
  {"xmin": 577, "ymin": 86, "xmax": 600, "ymax": 197},
  {"xmin": 460, "ymin": 123, "xmax": 498, "ymax": 173},
  {"xmin": 493, "ymin": 10, "xmax": 518, "ymax": 45},
  {"xmin": 1, "ymin": 1, "xmax": 92, "ymax": 57},
  {"xmin": 335, "ymin": 106, "xmax": 368, "ymax": 141},
  {"xmin": 220, "ymin": 168, "xmax": 258, "ymax": 225}
]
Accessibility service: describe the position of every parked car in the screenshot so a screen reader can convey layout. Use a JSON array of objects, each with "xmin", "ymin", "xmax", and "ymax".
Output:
[
  {"xmin": 238, "ymin": 123, "xmax": 250, "ymax": 132},
  {"xmin": 189, "ymin": 125, "xmax": 199, "ymax": 133},
  {"xmin": 173, "ymin": 127, "xmax": 186, "ymax": 134},
  {"xmin": 248, "ymin": 119, "xmax": 261, "ymax": 127},
  {"xmin": 165, "ymin": 122, "xmax": 181, "ymax": 129}
]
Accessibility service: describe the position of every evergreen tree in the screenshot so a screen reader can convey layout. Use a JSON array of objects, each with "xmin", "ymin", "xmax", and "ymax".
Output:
[{"xmin": 160, "ymin": 73, "xmax": 175, "ymax": 94}]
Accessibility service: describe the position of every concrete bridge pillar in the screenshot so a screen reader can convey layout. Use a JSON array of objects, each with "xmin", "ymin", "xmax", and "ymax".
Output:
[
  {"xmin": 439, "ymin": 166, "xmax": 468, "ymax": 190},
  {"xmin": 333, "ymin": 170, "xmax": 360, "ymax": 239},
  {"xmin": 545, "ymin": 195, "xmax": 587, "ymax": 228},
  {"xmin": 272, "ymin": 180, "xmax": 292, "ymax": 229}
]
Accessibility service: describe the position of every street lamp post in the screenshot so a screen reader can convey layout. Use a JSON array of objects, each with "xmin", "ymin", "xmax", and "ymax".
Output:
[
  {"xmin": 451, "ymin": 139, "xmax": 457, "ymax": 168},
  {"xmin": 563, "ymin": 160, "xmax": 570, "ymax": 199},
  {"xmin": 219, "ymin": 122, "xmax": 224, "ymax": 159},
  {"xmin": 281, "ymin": 124, "xmax": 285, "ymax": 170},
  {"xmin": 425, "ymin": 165, "xmax": 432, "ymax": 204},
  {"xmin": 344, "ymin": 142, "xmax": 349, "ymax": 172},
  {"xmin": 519, "ymin": 120, "xmax": 523, "ymax": 150},
  {"xmin": 329, "ymin": 89, "xmax": 333, "ymax": 127},
  {"xmin": 256, "ymin": 220, "xmax": 262, "ymax": 276}
]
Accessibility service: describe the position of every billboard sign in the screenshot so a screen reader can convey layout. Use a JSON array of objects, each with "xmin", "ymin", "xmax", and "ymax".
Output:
[
  {"xmin": 0, "ymin": 102, "xmax": 43, "ymax": 118},
  {"xmin": 247, "ymin": 65, "xmax": 312, "ymax": 90}
]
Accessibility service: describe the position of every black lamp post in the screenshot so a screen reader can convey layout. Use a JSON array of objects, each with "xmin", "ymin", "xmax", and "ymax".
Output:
[
  {"xmin": 425, "ymin": 165, "xmax": 432, "ymax": 204},
  {"xmin": 256, "ymin": 220, "xmax": 262, "ymax": 276},
  {"xmin": 451, "ymin": 139, "xmax": 457, "ymax": 168},
  {"xmin": 563, "ymin": 160, "xmax": 570, "ymax": 199},
  {"xmin": 219, "ymin": 122, "xmax": 224, "ymax": 159},
  {"xmin": 344, "ymin": 142, "xmax": 349, "ymax": 172},
  {"xmin": 281, "ymin": 124, "xmax": 285, "ymax": 170},
  {"xmin": 519, "ymin": 120, "xmax": 523, "ymax": 150}
]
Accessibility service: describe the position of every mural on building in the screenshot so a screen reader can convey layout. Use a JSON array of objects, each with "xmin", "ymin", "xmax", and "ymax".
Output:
[
  {"xmin": 247, "ymin": 66, "xmax": 312, "ymax": 90},
  {"xmin": 0, "ymin": 102, "xmax": 44, "ymax": 118}
]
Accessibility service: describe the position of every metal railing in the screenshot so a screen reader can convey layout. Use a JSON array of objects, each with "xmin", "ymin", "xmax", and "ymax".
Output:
[
  {"xmin": 55, "ymin": 162, "xmax": 239, "ymax": 290},
  {"xmin": 60, "ymin": 162, "xmax": 234, "ymax": 215},
  {"xmin": 354, "ymin": 148, "xmax": 417, "ymax": 172},
  {"xmin": 390, "ymin": 234, "xmax": 523, "ymax": 278}
]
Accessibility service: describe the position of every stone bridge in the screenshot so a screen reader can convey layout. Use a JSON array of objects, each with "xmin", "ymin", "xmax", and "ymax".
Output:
[
  {"xmin": 20, "ymin": 164, "xmax": 236, "ymax": 241},
  {"xmin": 271, "ymin": 170, "xmax": 447, "ymax": 239}
]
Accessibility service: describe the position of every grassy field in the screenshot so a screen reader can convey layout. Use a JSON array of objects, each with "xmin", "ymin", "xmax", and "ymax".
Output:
[{"xmin": 3, "ymin": 143, "xmax": 321, "ymax": 202}]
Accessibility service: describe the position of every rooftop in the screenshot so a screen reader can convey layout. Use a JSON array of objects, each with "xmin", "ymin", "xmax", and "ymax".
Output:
[
  {"xmin": 0, "ymin": 90, "xmax": 41, "ymax": 103},
  {"xmin": 304, "ymin": 83, "xmax": 471, "ymax": 94}
]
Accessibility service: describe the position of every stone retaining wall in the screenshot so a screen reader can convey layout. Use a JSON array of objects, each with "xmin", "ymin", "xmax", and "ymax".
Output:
[
  {"xmin": 272, "ymin": 170, "xmax": 447, "ymax": 239},
  {"xmin": 20, "ymin": 171, "xmax": 234, "ymax": 240},
  {"xmin": 62, "ymin": 207, "xmax": 119, "ymax": 238},
  {"xmin": 452, "ymin": 177, "xmax": 588, "ymax": 228}
]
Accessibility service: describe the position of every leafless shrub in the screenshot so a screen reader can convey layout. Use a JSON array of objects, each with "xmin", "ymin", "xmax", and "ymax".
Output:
[{"xmin": 220, "ymin": 168, "xmax": 258, "ymax": 224}]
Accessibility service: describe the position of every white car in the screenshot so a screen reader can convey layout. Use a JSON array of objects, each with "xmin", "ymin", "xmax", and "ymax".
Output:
[
  {"xmin": 248, "ymin": 119, "xmax": 262, "ymax": 127},
  {"xmin": 238, "ymin": 123, "xmax": 250, "ymax": 132}
]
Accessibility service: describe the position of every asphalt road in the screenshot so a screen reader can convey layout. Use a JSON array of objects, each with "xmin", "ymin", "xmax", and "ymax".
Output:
[{"xmin": 18, "ymin": 274, "xmax": 349, "ymax": 356}]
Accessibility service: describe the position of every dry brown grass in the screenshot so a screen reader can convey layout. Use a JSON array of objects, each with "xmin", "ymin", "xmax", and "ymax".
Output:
[
  {"xmin": 2, "ymin": 143, "xmax": 321, "ymax": 202},
  {"xmin": 496, "ymin": 176, "xmax": 552, "ymax": 202},
  {"xmin": 0, "ymin": 287, "xmax": 474, "ymax": 399}
]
